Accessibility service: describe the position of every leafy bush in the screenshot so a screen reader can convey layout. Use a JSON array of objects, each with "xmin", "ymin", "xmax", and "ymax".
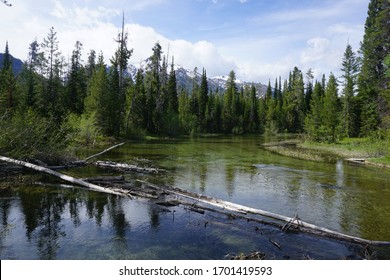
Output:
[
  {"xmin": 64, "ymin": 113, "xmax": 102, "ymax": 145},
  {"xmin": 0, "ymin": 110, "xmax": 69, "ymax": 163}
]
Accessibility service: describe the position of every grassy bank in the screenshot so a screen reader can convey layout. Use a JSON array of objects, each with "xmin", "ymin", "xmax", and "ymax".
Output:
[{"xmin": 262, "ymin": 137, "xmax": 390, "ymax": 168}]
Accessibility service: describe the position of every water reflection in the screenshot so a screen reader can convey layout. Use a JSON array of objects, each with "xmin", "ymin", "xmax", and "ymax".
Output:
[{"xmin": 1, "ymin": 136, "xmax": 390, "ymax": 259}]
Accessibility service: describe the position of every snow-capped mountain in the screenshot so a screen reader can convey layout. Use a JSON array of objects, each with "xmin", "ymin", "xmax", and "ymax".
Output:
[{"xmin": 170, "ymin": 65, "xmax": 268, "ymax": 98}]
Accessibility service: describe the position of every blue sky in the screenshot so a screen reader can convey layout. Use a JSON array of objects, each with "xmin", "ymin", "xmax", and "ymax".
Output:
[{"xmin": 1, "ymin": 0, "xmax": 369, "ymax": 83}]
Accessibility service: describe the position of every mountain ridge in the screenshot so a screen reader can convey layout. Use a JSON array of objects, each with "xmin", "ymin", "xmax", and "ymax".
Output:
[
  {"xmin": 0, "ymin": 53, "xmax": 24, "ymax": 74},
  {"xmin": 1, "ymin": 53, "xmax": 268, "ymax": 97}
]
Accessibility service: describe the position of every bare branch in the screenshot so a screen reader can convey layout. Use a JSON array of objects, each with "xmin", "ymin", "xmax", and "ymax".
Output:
[{"xmin": 1, "ymin": 0, "xmax": 12, "ymax": 7}]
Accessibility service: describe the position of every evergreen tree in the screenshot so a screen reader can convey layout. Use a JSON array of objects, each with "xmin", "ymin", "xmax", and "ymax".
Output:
[
  {"xmin": 84, "ymin": 53, "xmax": 109, "ymax": 132},
  {"xmin": 23, "ymin": 40, "xmax": 43, "ymax": 109},
  {"xmin": 145, "ymin": 42, "xmax": 162, "ymax": 132},
  {"xmin": 305, "ymin": 81, "xmax": 325, "ymax": 141},
  {"xmin": 305, "ymin": 68, "xmax": 314, "ymax": 113},
  {"xmin": 108, "ymin": 17, "xmax": 133, "ymax": 136},
  {"xmin": 65, "ymin": 41, "xmax": 86, "ymax": 115},
  {"xmin": 341, "ymin": 44, "xmax": 360, "ymax": 137},
  {"xmin": 248, "ymin": 84, "xmax": 259, "ymax": 132},
  {"xmin": 283, "ymin": 67, "xmax": 305, "ymax": 132},
  {"xmin": 222, "ymin": 70, "xmax": 239, "ymax": 133},
  {"xmin": 323, "ymin": 73, "xmax": 341, "ymax": 143},
  {"xmin": 197, "ymin": 68, "xmax": 208, "ymax": 131},
  {"xmin": 126, "ymin": 68, "xmax": 146, "ymax": 133},
  {"xmin": 39, "ymin": 27, "xmax": 65, "ymax": 121},
  {"xmin": 0, "ymin": 41, "xmax": 16, "ymax": 114},
  {"xmin": 167, "ymin": 58, "xmax": 178, "ymax": 113},
  {"xmin": 85, "ymin": 50, "xmax": 96, "ymax": 81},
  {"xmin": 358, "ymin": 0, "xmax": 390, "ymax": 135}
]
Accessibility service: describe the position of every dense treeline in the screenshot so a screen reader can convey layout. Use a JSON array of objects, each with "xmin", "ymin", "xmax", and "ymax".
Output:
[{"xmin": 0, "ymin": 0, "xmax": 389, "ymax": 160}]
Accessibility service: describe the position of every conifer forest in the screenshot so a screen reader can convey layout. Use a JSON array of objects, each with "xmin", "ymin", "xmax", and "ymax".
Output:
[{"xmin": 0, "ymin": 0, "xmax": 389, "ymax": 161}]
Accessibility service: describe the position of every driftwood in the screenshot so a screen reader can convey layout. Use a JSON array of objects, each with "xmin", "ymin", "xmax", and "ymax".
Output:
[
  {"xmin": 94, "ymin": 160, "xmax": 162, "ymax": 174},
  {"xmin": 84, "ymin": 142, "xmax": 125, "ymax": 162},
  {"xmin": 0, "ymin": 156, "xmax": 132, "ymax": 198},
  {"xmin": 136, "ymin": 179, "xmax": 390, "ymax": 247}
]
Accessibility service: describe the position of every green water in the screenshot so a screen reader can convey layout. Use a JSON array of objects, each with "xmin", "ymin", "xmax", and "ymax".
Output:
[{"xmin": 1, "ymin": 135, "xmax": 390, "ymax": 259}]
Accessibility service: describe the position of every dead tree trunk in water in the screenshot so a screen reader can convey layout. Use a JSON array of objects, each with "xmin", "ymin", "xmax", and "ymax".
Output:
[
  {"xmin": 0, "ymin": 155, "xmax": 131, "ymax": 197},
  {"xmin": 137, "ymin": 179, "xmax": 390, "ymax": 247}
]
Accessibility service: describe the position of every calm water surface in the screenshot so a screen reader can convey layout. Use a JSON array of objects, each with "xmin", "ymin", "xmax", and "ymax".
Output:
[{"xmin": 1, "ymin": 135, "xmax": 390, "ymax": 259}]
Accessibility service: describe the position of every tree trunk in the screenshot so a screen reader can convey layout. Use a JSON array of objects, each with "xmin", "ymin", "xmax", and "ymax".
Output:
[{"xmin": 137, "ymin": 179, "xmax": 390, "ymax": 246}]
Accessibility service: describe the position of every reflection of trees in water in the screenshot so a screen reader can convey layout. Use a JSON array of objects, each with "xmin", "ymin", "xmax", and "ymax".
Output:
[
  {"xmin": 19, "ymin": 188, "xmax": 66, "ymax": 259},
  {"xmin": 225, "ymin": 164, "xmax": 235, "ymax": 197},
  {"xmin": 15, "ymin": 186, "xmax": 133, "ymax": 259},
  {"xmin": 107, "ymin": 196, "xmax": 130, "ymax": 241},
  {"xmin": 0, "ymin": 191, "xmax": 12, "ymax": 250},
  {"xmin": 86, "ymin": 192, "xmax": 108, "ymax": 227}
]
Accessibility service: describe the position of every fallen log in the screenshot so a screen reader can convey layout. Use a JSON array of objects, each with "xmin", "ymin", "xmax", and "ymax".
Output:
[
  {"xmin": 94, "ymin": 160, "xmax": 162, "ymax": 174},
  {"xmin": 0, "ymin": 156, "xmax": 132, "ymax": 198},
  {"xmin": 83, "ymin": 176, "xmax": 125, "ymax": 182},
  {"xmin": 137, "ymin": 179, "xmax": 390, "ymax": 247}
]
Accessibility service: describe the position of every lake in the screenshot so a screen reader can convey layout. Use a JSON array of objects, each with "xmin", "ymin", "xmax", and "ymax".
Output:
[{"xmin": 1, "ymin": 135, "xmax": 390, "ymax": 259}]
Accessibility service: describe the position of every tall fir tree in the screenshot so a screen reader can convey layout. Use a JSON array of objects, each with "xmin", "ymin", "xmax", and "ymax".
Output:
[
  {"xmin": 341, "ymin": 44, "xmax": 360, "ymax": 137},
  {"xmin": 0, "ymin": 41, "xmax": 16, "ymax": 115},
  {"xmin": 305, "ymin": 81, "xmax": 325, "ymax": 142},
  {"xmin": 358, "ymin": 0, "xmax": 390, "ymax": 135},
  {"xmin": 223, "ymin": 70, "xmax": 238, "ymax": 133},
  {"xmin": 283, "ymin": 67, "xmax": 305, "ymax": 132},
  {"xmin": 126, "ymin": 69, "xmax": 146, "ymax": 133},
  {"xmin": 197, "ymin": 68, "xmax": 208, "ymax": 131},
  {"xmin": 323, "ymin": 73, "xmax": 341, "ymax": 143},
  {"xmin": 66, "ymin": 41, "xmax": 86, "ymax": 115},
  {"xmin": 39, "ymin": 27, "xmax": 65, "ymax": 122},
  {"xmin": 145, "ymin": 42, "xmax": 162, "ymax": 132}
]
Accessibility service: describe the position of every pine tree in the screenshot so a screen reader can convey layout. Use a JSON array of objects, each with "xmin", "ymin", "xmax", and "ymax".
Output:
[
  {"xmin": 305, "ymin": 81, "xmax": 325, "ymax": 141},
  {"xmin": 108, "ymin": 16, "xmax": 133, "ymax": 136},
  {"xmin": 323, "ymin": 73, "xmax": 341, "ymax": 143},
  {"xmin": 126, "ymin": 68, "xmax": 146, "ymax": 133},
  {"xmin": 223, "ymin": 70, "xmax": 238, "ymax": 133},
  {"xmin": 358, "ymin": 0, "xmax": 390, "ymax": 135},
  {"xmin": 84, "ymin": 53, "xmax": 109, "ymax": 132},
  {"xmin": 248, "ymin": 84, "xmax": 259, "ymax": 132},
  {"xmin": 39, "ymin": 27, "xmax": 65, "ymax": 121},
  {"xmin": 341, "ymin": 44, "xmax": 360, "ymax": 137},
  {"xmin": 66, "ymin": 41, "xmax": 86, "ymax": 115},
  {"xmin": 305, "ymin": 68, "xmax": 314, "ymax": 113},
  {"xmin": 197, "ymin": 68, "xmax": 208, "ymax": 131},
  {"xmin": 144, "ymin": 42, "xmax": 162, "ymax": 132},
  {"xmin": 0, "ymin": 41, "xmax": 16, "ymax": 115},
  {"xmin": 284, "ymin": 67, "xmax": 305, "ymax": 132}
]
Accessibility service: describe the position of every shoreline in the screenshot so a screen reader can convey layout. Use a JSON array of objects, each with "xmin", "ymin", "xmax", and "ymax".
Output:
[{"xmin": 262, "ymin": 139, "xmax": 390, "ymax": 169}]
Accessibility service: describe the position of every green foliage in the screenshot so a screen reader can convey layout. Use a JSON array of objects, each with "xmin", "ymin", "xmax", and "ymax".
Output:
[
  {"xmin": 0, "ymin": 110, "xmax": 69, "ymax": 162},
  {"xmin": 358, "ymin": 0, "xmax": 390, "ymax": 134},
  {"xmin": 64, "ymin": 113, "xmax": 102, "ymax": 145}
]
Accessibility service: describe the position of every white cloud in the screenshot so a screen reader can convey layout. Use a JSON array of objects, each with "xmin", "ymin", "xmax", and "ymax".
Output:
[
  {"xmin": 127, "ymin": 24, "xmax": 236, "ymax": 77},
  {"xmin": 300, "ymin": 37, "xmax": 330, "ymax": 64},
  {"xmin": 0, "ymin": 1, "xmax": 234, "ymax": 78}
]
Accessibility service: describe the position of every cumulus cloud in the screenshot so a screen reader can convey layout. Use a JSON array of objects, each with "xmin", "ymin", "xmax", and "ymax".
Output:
[
  {"xmin": 127, "ymin": 24, "xmax": 236, "ymax": 77},
  {"xmin": 300, "ymin": 37, "xmax": 330, "ymax": 64}
]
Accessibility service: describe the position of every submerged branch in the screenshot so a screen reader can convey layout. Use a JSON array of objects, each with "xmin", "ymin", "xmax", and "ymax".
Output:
[{"xmin": 84, "ymin": 142, "xmax": 125, "ymax": 162}]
